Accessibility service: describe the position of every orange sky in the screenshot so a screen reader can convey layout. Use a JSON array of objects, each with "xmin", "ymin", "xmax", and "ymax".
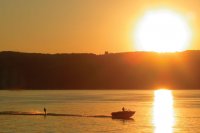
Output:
[{"xmin": 0, "ymin": 0, "xmax": 199, "ymax": 54}]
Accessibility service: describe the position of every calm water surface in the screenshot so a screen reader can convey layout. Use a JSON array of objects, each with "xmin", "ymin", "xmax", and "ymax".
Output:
[{"xmin": 0, "ymin": 90, "xmax": 199, "ymax": 133}]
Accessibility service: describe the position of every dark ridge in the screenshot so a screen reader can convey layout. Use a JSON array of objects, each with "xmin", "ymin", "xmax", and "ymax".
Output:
[{"xmin": 0, "ymin": 50, "xmax": 200, "ymax": 90}]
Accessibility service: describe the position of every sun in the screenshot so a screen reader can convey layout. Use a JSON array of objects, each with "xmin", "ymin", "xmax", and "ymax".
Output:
[{"xmin": 134, "ymin": 9, "xmax": 192, "ymax": 52}]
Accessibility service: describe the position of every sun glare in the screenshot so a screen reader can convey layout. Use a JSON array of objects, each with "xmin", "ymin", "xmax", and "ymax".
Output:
[
  {"xmin": 134, "ymin": 9, "xmax": 192, "ymax": 52},
  {"xmin": 153, "ymin": 89, "xmax": 174, "ymax": 133}
]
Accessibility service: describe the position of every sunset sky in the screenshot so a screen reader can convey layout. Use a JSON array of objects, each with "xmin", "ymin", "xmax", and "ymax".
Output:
[{"xmin": 0, "ymin": 0, "xmax": 200, "ymax": 54}]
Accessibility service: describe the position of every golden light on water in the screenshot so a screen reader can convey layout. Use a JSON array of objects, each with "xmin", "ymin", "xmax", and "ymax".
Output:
[
  {"xmin": 153, "ymin": 89, "xmax": 175, "ymax": 133},
  {"xmin": 134, "ymin": 9, "xmax": 192, "ymax": 52}
]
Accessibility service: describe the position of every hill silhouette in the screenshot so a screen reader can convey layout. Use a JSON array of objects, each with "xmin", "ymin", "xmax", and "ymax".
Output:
[{"xmin": 0, "ymin": 51, "xmax": 200, "ymax": 90}]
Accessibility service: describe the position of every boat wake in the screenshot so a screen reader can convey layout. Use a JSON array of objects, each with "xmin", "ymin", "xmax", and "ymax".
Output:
[{"xmin": 0, "ymin": 111, "xmax": 111, "ymax": 118}]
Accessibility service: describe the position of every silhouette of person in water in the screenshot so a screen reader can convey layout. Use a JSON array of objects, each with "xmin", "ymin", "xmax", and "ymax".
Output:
[
  {"xmin": 122, "ymin": 107, "xmax": 125, "ymax": 111},
  {"xmin": 44, "ymin": 107, "xmax": 47, "ymax": 115}
]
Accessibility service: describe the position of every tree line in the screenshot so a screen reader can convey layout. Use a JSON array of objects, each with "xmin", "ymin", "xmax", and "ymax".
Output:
[{"xmin": 0, "ymin": 51, "xmax": 200, "ymax": 89}]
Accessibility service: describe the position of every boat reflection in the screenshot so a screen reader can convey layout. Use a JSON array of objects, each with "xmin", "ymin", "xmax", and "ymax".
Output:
[
  {"xmin": 112, "ymin": 117, "xmax": 134, "ymax": 125},
  {"xmin": 153, "ymin": 89, "xmax": 175, "ymax": 133}
]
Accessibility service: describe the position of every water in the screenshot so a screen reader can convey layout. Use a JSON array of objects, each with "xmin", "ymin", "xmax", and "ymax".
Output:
[{"xmin": 0, "ymin": 90, "xmax": 199, "ymax": 133}]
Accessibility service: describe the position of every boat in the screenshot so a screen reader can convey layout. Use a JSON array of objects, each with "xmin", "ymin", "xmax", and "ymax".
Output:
[{"xmin": 111, "ymin": 110, "xmax": 135, "ymax": 119}]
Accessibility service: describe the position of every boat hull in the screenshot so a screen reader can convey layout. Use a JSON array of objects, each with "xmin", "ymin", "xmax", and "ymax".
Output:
[{"xmin": 111, "ymin": 111, "xmax": 135, "ymax": 119}]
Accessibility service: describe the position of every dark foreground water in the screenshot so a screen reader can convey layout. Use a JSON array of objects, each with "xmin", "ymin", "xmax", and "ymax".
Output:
[{"xmin": 0, "ymin": 90, "xmax": 199, "ymax": 133}]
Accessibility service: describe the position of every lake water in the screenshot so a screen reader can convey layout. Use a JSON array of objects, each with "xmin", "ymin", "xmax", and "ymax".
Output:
[{"xmin": 0, "ymin": 90, "xmax": 199, "ymax": 133}]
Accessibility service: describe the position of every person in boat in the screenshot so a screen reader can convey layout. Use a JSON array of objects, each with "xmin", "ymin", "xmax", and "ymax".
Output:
[
  {"xmin": 44, "ymin": 107, "xmax": 47, "ymax": 115},
  {"xmin": 122, "ymin": 107, "xmax": 125, "ymax": 111}
]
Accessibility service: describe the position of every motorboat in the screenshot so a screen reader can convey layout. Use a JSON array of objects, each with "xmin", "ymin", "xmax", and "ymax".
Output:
[{"xmin": 111, "ymin": 110, "xmax": 135, "ymax": 119}]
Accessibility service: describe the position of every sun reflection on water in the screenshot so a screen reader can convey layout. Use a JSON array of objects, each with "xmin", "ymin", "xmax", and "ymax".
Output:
[{"xmin": 153, "ymin": 89, "xmax": 175, "ymax": 133}]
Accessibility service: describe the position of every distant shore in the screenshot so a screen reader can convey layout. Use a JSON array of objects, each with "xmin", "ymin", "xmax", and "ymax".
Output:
[{"xmin": 1, "ymin": 51, "xmax": 200, "ymax": 90}]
